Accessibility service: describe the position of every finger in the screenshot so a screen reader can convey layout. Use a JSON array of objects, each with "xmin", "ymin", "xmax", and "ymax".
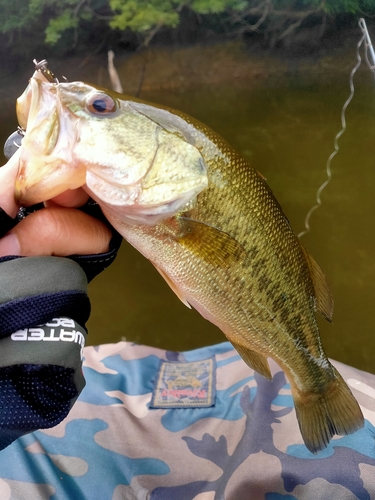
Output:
[
  {"xmin": 45, "ymin": 188, "xmax": 90, "ymax": 208},
  {"xmin": 0, "ymin": 207, "xmax": 112, "ymax": 257},
  {"xmin": 0, "ymin": 151, "xmax": 21, "ymax": 218}
]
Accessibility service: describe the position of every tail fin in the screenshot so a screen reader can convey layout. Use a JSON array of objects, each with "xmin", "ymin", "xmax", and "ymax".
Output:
[{"xmin": 293, "ymin": 367, "xmax": 364, "ymax": 454}]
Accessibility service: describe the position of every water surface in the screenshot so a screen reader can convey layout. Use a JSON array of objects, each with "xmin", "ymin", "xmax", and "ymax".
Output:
[{"xmin": 1, "ymin": 53, "xmax": 375, "ymax": 373}]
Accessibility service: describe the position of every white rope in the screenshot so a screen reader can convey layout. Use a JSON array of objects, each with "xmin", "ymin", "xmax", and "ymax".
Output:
[{"xmin": 298, "ymin": 22, "xmax": 369, "ymax": 238}]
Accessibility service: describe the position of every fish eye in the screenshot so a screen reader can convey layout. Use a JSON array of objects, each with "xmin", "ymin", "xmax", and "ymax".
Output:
[{"xmin": 86, "ymin": 93, "xmax": 117, "ymax": 115}]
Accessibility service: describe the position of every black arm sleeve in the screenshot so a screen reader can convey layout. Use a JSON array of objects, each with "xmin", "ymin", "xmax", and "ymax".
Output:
[{"xmin": 0, "ymin": 203, "xmax": 122, "ymax": 450}]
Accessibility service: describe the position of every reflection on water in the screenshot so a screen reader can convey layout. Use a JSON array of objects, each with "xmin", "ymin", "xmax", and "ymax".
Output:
[{"xmin": 1, "ymin": 56, "xmax": 375, "ymax": 373}]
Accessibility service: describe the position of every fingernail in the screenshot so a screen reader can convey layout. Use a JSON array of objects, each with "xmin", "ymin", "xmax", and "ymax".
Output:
[{"xmin": 0, "ymin": 233, "xmax": 20, "ymax": 257}]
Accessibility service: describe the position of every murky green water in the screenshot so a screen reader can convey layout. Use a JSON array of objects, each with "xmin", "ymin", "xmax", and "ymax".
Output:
[{"xmin": 1, "ymin": 53, "xmax": 375, "ymax": 374}]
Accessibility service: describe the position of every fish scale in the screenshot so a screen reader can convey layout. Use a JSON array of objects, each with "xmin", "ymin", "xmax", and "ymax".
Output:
[{"xmin": 14, "ymin": 75, "xmax": 364, "ymax": 453}]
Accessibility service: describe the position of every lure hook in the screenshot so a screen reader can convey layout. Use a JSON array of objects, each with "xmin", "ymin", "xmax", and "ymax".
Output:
[{"xmin": 32, "ymin": 58, "xmax": 59, "ymax": 84}]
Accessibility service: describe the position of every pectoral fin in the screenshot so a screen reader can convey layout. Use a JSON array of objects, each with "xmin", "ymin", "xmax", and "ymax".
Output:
[
  {"xmin": 301, "ymin": 247, "xmax": 333, "ymax": 322},
  {"xmin": 230, "ymin": 340, "xmax": 272, "ymax": 380},
  {"xmin": 176, "ymin": 217, "xmax": 245, "ymax": 268}
]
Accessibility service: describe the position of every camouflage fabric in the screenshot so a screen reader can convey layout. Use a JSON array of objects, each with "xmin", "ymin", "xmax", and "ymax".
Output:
[{"xmin": 0, "ymin": 341, "xmax": 374, "ymax": 500}]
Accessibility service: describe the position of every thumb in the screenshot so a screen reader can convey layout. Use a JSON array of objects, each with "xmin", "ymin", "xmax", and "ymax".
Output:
[{"xmin": 0, "ymin": 206, "xmax": 112, "ymax": 257}]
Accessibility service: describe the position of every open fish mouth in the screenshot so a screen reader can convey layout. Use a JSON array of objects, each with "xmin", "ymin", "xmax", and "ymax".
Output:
[{"xmin": 14, "ymin": 74, "xmax": 85, "ymax": 206}]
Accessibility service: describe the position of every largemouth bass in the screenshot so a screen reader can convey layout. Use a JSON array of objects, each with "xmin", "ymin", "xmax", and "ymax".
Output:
[{"xmin": 14, "ymin": 70, "xmax": 363, "ymax": 453}]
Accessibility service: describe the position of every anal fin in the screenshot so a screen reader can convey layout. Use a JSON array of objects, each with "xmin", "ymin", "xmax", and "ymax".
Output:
[{"xmin": 230, "ymin": 340, "xmax": 272, "ymax": 380}]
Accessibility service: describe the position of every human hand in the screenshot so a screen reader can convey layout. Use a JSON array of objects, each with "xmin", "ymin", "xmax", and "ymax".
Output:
[
  {"xmin": 0, "ymin": 149, "xmax": 123, "ymax": 451},
  {"xmin": 0, "ymin": 151, "xmax": 112, "ymax": 257}
]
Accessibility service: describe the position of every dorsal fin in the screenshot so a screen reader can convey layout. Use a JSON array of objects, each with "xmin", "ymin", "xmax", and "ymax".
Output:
[{"xmin": 301, "ymin": 247, "xmax": 333, "ymax": 322}]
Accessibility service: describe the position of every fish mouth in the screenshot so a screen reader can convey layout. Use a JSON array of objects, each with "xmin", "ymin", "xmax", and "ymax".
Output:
[{"xmin": 14, "ymin": 76, "xmax": 86, "ymax": 206}]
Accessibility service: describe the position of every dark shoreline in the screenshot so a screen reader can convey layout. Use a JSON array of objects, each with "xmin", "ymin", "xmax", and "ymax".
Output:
[
  {"xmin": 1, "ymin": 25, "xmax": 371, "ymax": 97},
  {"xmin": 45, "ymin": 33, "xmax": 373, "ymax": 93}
]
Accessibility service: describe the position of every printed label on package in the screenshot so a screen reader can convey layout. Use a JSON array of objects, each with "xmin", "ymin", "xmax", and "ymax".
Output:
[{"xmin": 151, "ymin": 357, "xmax": 216, "ymax": 408}]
